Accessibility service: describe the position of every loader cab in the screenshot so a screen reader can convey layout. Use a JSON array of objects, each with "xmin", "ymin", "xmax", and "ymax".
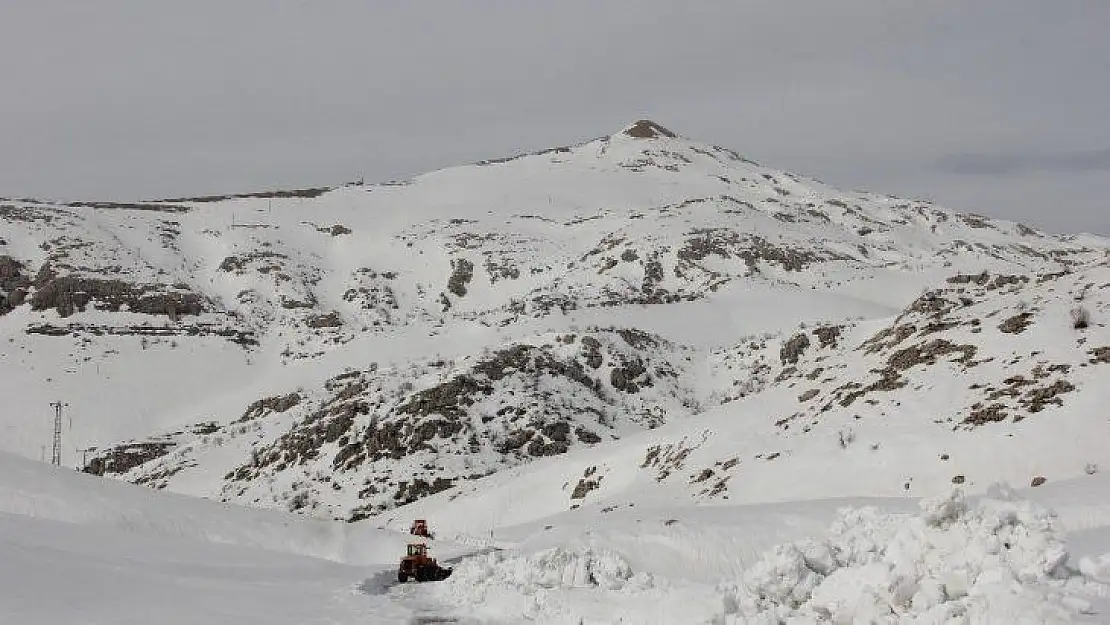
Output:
[{"xmin": 406, "ymin": 543, "xmax": 427, "ymax": 557}]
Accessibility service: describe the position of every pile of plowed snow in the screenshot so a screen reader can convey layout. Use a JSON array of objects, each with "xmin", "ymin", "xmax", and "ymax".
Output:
[
  {"xmin": 448, "ymin": 546, "xmax": 656, "ymax": 593},
  {"xmin": 720, "ymin": 486, "xmax": 1109, "ymax": 624},
  {"xmin": 430, "ymin": 546, "xmax": 713, "ymax": 624},
  {"xmin": 1080, "ymin": 555, "xmax": 1110, "ymax": 585},
  {"xmin": 429, "ymin": 488, "xmax": 1110, "ymax": 623}
]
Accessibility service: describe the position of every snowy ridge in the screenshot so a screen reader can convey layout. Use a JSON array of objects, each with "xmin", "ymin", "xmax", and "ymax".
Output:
[
  {"xmin": 116, "ymin": 327, "xmax": 701, "ymax": 519},
  {"xmin": 2, "ymin": 121, "xmax": 1109, "ymax": 520}
]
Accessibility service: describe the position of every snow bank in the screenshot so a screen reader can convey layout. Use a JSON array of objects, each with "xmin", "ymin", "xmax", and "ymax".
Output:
[
  {"xmin": 1079, "ymin": 554, "xmax": 1110, "ymax": 585},
  {"xmin": 720, "ymin": 485, "xmax": 1108, "ymax": 624},
  {"xmin": 424, "ymin": 488, "xmax": 1110, "ymax": 624},
  {"xmin": 447, "ymin": 546, "xmax": 656, "ymax": 593},
  {"xmin": 427, "ymin": 546, "xmax": 701, "ymax": 624}
]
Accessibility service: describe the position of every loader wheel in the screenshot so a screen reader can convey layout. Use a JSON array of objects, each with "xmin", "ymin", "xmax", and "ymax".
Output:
[
  {"xmin": 414, "ymin": 567, "xmax": 428, "ymax": 583},
  {"xmin": 398, "ymin": 571, "xmax": 408, "ymax": 583}
]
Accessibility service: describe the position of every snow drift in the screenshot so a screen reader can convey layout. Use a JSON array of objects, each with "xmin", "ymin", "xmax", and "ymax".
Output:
[
  {"xmin": 427, "ymin": 487, "xmax": 1110, "ymax": 624},
  {"xmin": 447, "ymin": 545, "xmax": 656, "ymax": 593},
  {"xmin": 721, "ymin": 486, "xmax": 1108, "ymax": 624},
  {"xmin": 429, "ymin": 546, "xmax": 696, "ymax": 624}
]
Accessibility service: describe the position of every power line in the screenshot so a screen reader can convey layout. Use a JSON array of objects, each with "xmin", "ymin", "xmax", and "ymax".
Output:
[{"xmin": 49, "ymin": 400, "xmax": 67, "ymax": 467}]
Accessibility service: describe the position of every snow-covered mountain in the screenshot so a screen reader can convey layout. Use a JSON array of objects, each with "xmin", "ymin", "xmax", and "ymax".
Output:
[
  {"xmin": 5, "ymin": 119, "xmax": 1110, "ymax": 623},
  {"xmin": 1, "ymin": 120, "xmax": 1107, "ymax": 522}
]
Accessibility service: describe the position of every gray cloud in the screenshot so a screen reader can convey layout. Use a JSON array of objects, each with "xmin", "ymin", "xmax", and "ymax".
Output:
[
  {"xmin": 937, "ymin": 149, "xmax": 1110, "ymax": 176},
  {"xmin": 0, "ymin": 1, "xmax": 1107, "ymax": 235}
]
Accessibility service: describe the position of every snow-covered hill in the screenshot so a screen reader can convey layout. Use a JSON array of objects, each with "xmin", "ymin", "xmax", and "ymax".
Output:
[
  {"xmin": 2, "ymin": 120, "xmax": 1108, "ymax": 522},
  {"xmin": 383, "ymin": 266, "xmax": 1110, "ymax": 534},
  {"xmin": 5, "ymin": 119, "xmax": 1110, "ymax": 623}
]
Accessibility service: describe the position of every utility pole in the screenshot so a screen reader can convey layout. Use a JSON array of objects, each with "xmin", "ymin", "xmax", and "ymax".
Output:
[{"xmin": 49, "ymin": 400, "xmax": 67, "ymax": 467}]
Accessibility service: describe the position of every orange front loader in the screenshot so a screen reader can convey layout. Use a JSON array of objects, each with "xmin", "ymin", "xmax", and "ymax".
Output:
[{"xmin": 397, "ymin": 543, "xmax": 452, "ymax": 582}]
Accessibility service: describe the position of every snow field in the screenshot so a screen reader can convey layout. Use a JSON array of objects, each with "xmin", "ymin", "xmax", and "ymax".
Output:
[
  {"xmin": 4, "ymin": 443, "xmax": 1110, "ymax": 623},
  {"xmin": 0, "ymin": 451, "xmax": 478, "ymax": 567}
]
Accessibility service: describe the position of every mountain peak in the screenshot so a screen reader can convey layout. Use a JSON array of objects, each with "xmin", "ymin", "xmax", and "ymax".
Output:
[{"xmin": 620, "ymin": 119, "xmax": 677, "ymax": 140}]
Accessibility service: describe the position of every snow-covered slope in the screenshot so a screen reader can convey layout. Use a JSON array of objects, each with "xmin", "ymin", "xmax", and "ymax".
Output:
[
  {"xmin": 4, "ymin": 444, "xmax": 1110, "ymax": 624},
  {"xmin": 2, "ymin": 120, "xmax": 1108, "ymax": 522},
  {"xmin": 85, "ymin": 263, "xmax": 1110, "ymax": 522},
  {"xmin": 0, "ymin": 450, "xmax": 482, "ymax": 567},
  {"xmin": 0, "ymin": 450, "xmax": 473, "ymax": 624},
  {"xmin": 381, "ymin": 266, "xmax": 1110, "ymax": 535}
]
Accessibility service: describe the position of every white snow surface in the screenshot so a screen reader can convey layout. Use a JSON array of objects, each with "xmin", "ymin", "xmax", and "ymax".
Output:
[{"xmin": 4, "ymin": 424, "xmax": 1110, "ymax": 623}]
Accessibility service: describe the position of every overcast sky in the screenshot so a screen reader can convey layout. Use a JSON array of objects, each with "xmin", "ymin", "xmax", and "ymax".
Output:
[{"xmin": 1, "ymin": 1, "xmax": 1107, "ymax": 235}]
